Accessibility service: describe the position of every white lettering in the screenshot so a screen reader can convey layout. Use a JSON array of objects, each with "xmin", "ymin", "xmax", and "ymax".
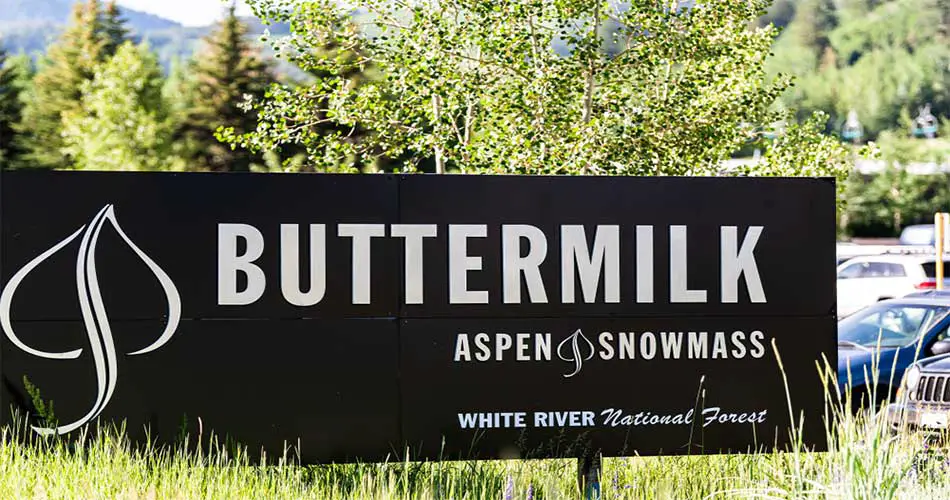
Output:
[
  {"xmin": 218, "ymin": 223, "xmax": 266, "ymax": 305},
  {"xmin": 619, "ymin": 332, "xmax": 636, "ymax": 359},
  {"xmin": 449, "ymin": 225, "xmax": 489, "ymax": 304},
  {"xmin": 640, "ymin": 332, "xmax": 657, "ymax": 360},
  {"xmin": 338, "ymin": 224, "xmax": 386, "ymax": 304},
  {"xmin": 454, "ymin": 334, "xmax": 471, "ymax": 361},
  {"xmin": 535, "ymin": 412, "xmax": 548, "ymax": 427},
  {"xmin": 391, "ymin": 224, "xmax": 438, "ymax": 304},
  {"xmin": 670, "ymin": 225, "xmax": 707, "ymax": 303},
  {"xmin": 516, "ymin": 333, "xmax": 531, "ymax": 361},
  {"xmin": 280, "ymin": 224, "xmax": 327, "ymax": 306},
  {"xmin": 561, "ymin": 225, "xmax": 620, "ymax": 303},
  {"xmin": 702, "ymin": 407, "xmax": 720, "ymax": 427},
  {"xmin": 458, "ymin": 413, "xmax": 478, "ymax": 428},
  {"xmin": 661, "ymin": 332, "xmax": 683, "ymax": 359},
  {"xmin": 598, "ymin": 331, "xmax": 615, "ymax": 360},
  {"xmin": 731, "ymin": 331, "xmax": 747, "ymax": 358},
  {"xmin": 688, "ymin": 332, "xmax": 708, "ymax": 358},
  {"xmin": 496, "ymin": 333, "xmax": 513, "ymax": 360},
  {"xmin": 536, "ymin": 333, "xmax": 551, "ymax": 360},
  {"xmin": 712, "ymin": 331, "xmax": 728, "ymax": 359},
  {"xmin": 474, "ymin": 333, "xmax": 491, "ymax": 361},
  {"xmin": 636, "ymin": 225, "xmax": 654, "ymax": 303},
  {"xmin": 749, "ymin": 330, "xmax": 766, "ymax": 358},
  {"xmin": 721, "ymin": 226, "xmax": 766, "ymax": 303},
  {"xmin": 502, "ymin": 225, "xmax": 549, "ymax": 304}
]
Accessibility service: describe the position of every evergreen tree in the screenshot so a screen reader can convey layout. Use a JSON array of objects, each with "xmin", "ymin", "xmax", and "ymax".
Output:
[
  {"xmin": 178, "ymin": 3, "xmax": 273, "ymax": 172},
  {"xmin": 62, "ymin": 42, "xmax": 181, "ymax": 171},
  {"xmin": 791, "ymin": 0, "xmax": 838, "ymax": 57},
  {"xmin": 102, "ymin": 1, "xmax": 130, "ymax": 56},
  {"xmin": 162, "ymin": 56, "xmax": 191, "ymax": 117},
  {"xmin": 20, "ymin": 0, "xmax": 108, "ymax": 169},
  {"xmin": 757, "ymin": 0, "xmax": 797, "ymax": 29},
  {"xmin": 0, "ymin": 49, "xmax": 27, "ymax": 169}
]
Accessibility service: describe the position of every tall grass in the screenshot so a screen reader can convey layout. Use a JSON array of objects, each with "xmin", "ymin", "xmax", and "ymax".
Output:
[
  {"xmin": 1, "ymin": 402, "xmax": 947, "ymax": 498},
  {"xmin": 3, "ymin": 354, "xmax": 950, "ymax": 498}
]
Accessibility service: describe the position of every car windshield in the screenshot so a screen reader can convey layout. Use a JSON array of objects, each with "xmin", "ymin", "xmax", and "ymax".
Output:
[{"xmin": 839, "ymin": 303, "xmax": 950, "ymax": 348}]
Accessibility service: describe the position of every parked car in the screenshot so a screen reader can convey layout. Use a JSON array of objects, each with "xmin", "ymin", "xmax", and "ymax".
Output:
[
  {"xmin": 838, "ymin": 297, "xmax": 950, "ymax": 412},
  {"xmin": 836, "ymin": 242, "xmax": 904, "ymax": 266},
  {"xmin": 836, "ymin": 251, "xmax": 950, "ymax": 318},
  {"xmin": 906, "ymin": 290, "xmax": 950, "ymax": 299},
  {"xmin": 900, "ymin": 224, "xmax": 937, "ymax": 246},
  {"xmin": 885, "ymin": 351, "xmax": 950, "ymax": 432}
]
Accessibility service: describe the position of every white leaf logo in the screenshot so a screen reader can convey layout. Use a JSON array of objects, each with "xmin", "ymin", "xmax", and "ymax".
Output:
[
  {"xmin": 556, "ymin": 329, "xmax": 595, "ymax": 378},
  {"xmin": 0, "ymin": 204, "xmax": 181, "ymax": 435}
]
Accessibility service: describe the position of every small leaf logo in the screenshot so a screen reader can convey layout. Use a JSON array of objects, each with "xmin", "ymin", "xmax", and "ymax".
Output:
[
  {"xmin": 0, "ymin": 204, "xmax": 181, "ymax": 435},
  {"xmin": 556, "ymin": 329, "xmax": 595, "ymax": 378}
]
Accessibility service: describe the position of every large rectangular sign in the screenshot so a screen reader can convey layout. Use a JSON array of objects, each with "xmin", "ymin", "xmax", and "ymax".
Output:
[{"xmin": 0, "ymin": 170, "xmax": 836, "ymax": 462}]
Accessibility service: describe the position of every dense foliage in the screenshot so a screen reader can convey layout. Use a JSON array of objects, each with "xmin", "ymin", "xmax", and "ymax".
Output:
[
  {"xmin": 840, "ymin": 136, "xmax": 950, "ymax": 237},
  {"xmin": 226, "ymin": 0, "xmax": 853, "ymax": 183},
  {"xmin": 0, "ymin": 48, "xmax": 29, "ymax": 168},
  {"xmin": 19, "ymin": 0, "xmax": 116, "ymax": 169},
  {"xmin": 766, "ymin": 0, "xmax": 950, "ymax": 141},
  {"xmin": 2, "ymin": 0, "xmax": 278, "ymax": 172},
  {"xmin": 177, "ymin": 4, "xmax": 275, "ymax": 173},
  {"xmin": 62, "ymin": 42, "xmax": 181, "ymax": 171},
  {"xmin": 1, "ymin": 0, "xmax": 948, "ymax": 237}
]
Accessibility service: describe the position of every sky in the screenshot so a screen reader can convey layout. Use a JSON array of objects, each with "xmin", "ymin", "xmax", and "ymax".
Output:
[{"xmin": 116, "ymin": 0, "xmax": 253, "ymax": 27}]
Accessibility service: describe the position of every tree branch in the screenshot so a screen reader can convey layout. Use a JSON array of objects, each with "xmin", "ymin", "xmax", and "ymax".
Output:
[
  {"xmin": 582, "ymin": 3, "xmax": 600, "ymax": 126},
  {"xmin": 581, "ymin": 3, "xmax": 601, "ymax": 175},
  {"xmin": 432, "ymin": 94, "xmax": 444, "ymax": 174}
]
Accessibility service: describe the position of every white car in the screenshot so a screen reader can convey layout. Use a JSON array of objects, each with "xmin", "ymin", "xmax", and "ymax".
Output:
[
  {"xmin": 837, "ymin": 251, "xmax": 950, "ymax": 318},
  {"xmin": 836, "ymin": 242, "xmax": 908, "ymax": 265}
]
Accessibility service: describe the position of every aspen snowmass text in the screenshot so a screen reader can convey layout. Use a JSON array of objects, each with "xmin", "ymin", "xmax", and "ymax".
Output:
[
  {"xmin": 453, "ymin": 330, "xmax": 768, "ymax": 363},
  {"xmin": 216, "ymin": 224, "xmax": 766, "ymax": 306}
]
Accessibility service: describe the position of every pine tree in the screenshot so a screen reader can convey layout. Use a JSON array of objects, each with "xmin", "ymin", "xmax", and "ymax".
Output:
[
  {"xmin": 0, "ymin": 49, "xmax": 27, "ymax": 169},
  {"xmin": 178, "ymin": 3, "xmax": 273, "ymax": 172},
  {"xmin": 62, "ymin": 42, "xmax": 180, "ymax": 171},
  {"xmin": 791, "ymin": 0, "xmax": 838, "ymax": 58},
  {"xmin": 20, "ymin": 0, "xmax": 108, "ymax": 169},
  {"xmin": 102, "ymin": 1, "xmax": 130, "ymax": 56},
  {"xmin": 163, "ymin": 56, "xmax": 191, "ymax": 117}
]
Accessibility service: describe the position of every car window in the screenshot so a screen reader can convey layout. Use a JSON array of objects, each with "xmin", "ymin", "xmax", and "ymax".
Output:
[
  {"xmin": 933, "ymin": 324, "xmax": 950, "ymax": 343},
  {"xmin": 839, "ymin": 304, "xmax": 950, "ymax": 347},
  {"xmin": 864, "ymin": 262, "xmax": 889, "ymax": 277},
  {"xmin": 865, "ymin": 262, "xmax": 907, "ymax": 277},
  {"xmin": 837, "ymin": 261, "xmax": 908, "ymax": 278},
  {"xmin": 921, "ymin": 262, "xmax": 950, "ymax": 278},
  {"xmin": 838, "ymin": 262, "xmax": 866, "ymax": 279},
  {"xmin": 885, "ymin": 263, "xmax": 907, "ymax": 277}
]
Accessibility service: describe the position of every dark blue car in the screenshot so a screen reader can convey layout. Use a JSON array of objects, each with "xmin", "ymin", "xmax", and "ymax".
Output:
[{"xmin": 838, "ymin": 296, "xmax": 950, "ymax": 410}]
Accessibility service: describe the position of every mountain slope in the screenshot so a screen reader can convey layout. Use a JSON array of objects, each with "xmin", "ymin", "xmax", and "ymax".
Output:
[
  {"xmin": 0, "ymin": 0, "xmax": 291, "ymax": 74},
  {"xmin": 0, "ymin": 0, "xmax": 180, "ymax": 31}
]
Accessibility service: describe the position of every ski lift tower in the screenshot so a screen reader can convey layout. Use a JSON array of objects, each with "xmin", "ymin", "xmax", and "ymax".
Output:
[
  {"xmin": 842, "ymin": 110, "xmax": 863, "ymax": 144},
  {"xmin": 913, "ymin": 104, "xmax": 939, "ymax": 139}
]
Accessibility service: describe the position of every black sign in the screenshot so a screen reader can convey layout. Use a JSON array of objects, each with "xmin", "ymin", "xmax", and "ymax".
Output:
[{"xmin": 0, "ymin": 170, "xmax": 836, "ymax": 463}]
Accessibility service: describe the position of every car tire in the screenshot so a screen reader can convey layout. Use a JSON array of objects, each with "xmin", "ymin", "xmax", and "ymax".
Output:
[{"xmin": 850, "ymin": 385, "xmax": 895, "ymax": 415}]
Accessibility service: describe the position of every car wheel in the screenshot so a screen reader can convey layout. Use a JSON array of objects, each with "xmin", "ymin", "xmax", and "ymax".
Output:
[{"xmin": 850, "ymin": 385, "xmax": 895, "ymax": 415}]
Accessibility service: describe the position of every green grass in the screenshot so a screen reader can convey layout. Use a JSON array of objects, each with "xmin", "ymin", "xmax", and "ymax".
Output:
[
  {"xmin": 1, "ymin": 405, "xmax": 949, "ymax": 499},
  {"xmin": 4, "ymin": 350, "xmax": 950, "ymax": 499}
]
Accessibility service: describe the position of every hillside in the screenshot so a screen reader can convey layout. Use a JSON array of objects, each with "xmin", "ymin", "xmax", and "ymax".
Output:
[
  {"xmin": 0, "ymin": 0, "xmax": 288, "ymax": 70},
  {"xmin": 763, "ymin": 0, "xmax": 948, "ymax": 141},
  {"xmin": 0, "ymin": 0, "xmax": 177, "ymax": 28}
]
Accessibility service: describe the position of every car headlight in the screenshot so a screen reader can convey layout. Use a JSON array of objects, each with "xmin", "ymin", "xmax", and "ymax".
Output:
[{"xmin": 905, "ymin": 366, "xmax": 922, "ymax": 391}]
